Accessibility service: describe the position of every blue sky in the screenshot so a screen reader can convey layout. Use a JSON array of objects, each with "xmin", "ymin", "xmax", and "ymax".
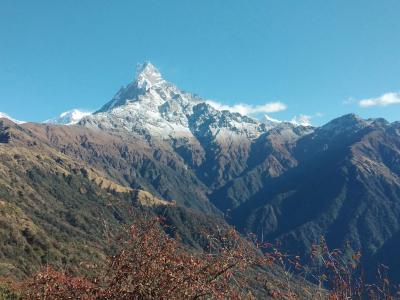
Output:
[{"xmin": 0, "ymin": 0, "xmax": 400, "ymax": 125}]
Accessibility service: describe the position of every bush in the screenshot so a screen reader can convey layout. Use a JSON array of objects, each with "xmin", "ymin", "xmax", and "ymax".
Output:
[{"xmin": 21, "ymin": 218, "xmax": 263, "ymax": 299}]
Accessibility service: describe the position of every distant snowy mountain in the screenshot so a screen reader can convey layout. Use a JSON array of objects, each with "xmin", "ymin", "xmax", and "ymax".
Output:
[
  {"xmin": 0, "ymin": 112, "xmax": 25, "ymax": 124},
  {"xmin": 45, "ymin": 109, "xmax": 92, "ymax": 125},
  {"xmin": 80, "ymin": 62, "xmax": 297, "ymax": 141}
]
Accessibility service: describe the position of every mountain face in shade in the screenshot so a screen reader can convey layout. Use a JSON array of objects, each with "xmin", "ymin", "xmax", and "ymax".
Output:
[{"xmin": 226, "ymin": 114, "xmax": 400, "ymax": 280}]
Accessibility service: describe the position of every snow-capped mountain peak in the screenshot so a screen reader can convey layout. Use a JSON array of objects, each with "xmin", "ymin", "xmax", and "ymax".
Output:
[
  {"xmin": 96, "ymin": 62, "xmax": 175, "ymax": 113},
  {"xmin": 136, "ymin": 62, "xmax": 166, "ymax": 90},
  {"xmin": 80, "ymin": 62, "xmax": 306, "ymax": 142},
  {"xmin": 45, "ymin": 109, "xmax": 92, "ymax": 125}
]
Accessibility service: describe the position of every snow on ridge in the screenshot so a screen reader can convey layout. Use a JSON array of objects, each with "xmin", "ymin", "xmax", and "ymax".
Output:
[
  {"xmin": 0, "ymin": 112, "xmax": 25, "ymax": 124},
  {"xmin": 262, "ymin": 114, "xmax": 282, "ymax": 124}
]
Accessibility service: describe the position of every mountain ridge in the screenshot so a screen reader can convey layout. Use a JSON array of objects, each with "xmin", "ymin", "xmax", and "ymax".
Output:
[{"xmin": 2, "ymin": 63, "xmax": 400, "ymax": 284}]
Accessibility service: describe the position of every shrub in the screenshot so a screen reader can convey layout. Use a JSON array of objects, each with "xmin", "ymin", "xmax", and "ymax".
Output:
[{"xmin": 21, "ymin": 218, "xmax": 263, "ymax": 299}]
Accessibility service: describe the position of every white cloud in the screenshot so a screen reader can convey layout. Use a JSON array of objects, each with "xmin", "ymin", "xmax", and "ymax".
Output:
[
  {"xmin": 290, "ymin": 114, "xmax": 312, "ymax": 126},
  {"xmin": 206, "ymin": 100, "xmax": 287, "ymax": 116},
  {"xmin": 359, "ymin": 92, "xmax": 400, "ymax": 107},
  {"xmin": 205, "ymin": 99, "xmax": 320, "ymax": 127}
]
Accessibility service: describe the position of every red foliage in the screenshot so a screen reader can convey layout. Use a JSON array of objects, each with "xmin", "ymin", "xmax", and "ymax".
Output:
[
  {"xmin": 23, "ymin": 267, "xmax": 96, "ymax": 299},
  {"xmin": 21, "ymin": 218, "xmax": 263, "ymax": 299},
  {"xmin": 15, "ymin": 221, "xmax": 400, "ymax": 299}
]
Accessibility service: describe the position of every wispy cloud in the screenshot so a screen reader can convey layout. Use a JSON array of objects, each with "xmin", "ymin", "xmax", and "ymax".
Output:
[
  {"xmin": 206, "ymin": 100, "xmax": 287, "ymax": 116},
  {"xmin": 290, "ymin": 114, "xmax": 312, "ymax": 126},
  {"xmin": 205, "ymin": 99, "xmax": 322, "ymax": 127},
  {"xmin": 288, "ymin": 112, "xmax": 323, "ymax": 126},
  {"xmin": 359, "ymin": 92, "xmax": 400, "ymax": 107}
]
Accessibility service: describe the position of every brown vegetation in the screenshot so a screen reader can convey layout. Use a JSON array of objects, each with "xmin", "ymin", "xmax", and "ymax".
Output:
[
  {"xmin": 1, "ymin": 218, "xmax": 400, "ymax": 299},
  {"xmin": 19, "ymin": 218, "xmax": 265, "ymax": 299}
]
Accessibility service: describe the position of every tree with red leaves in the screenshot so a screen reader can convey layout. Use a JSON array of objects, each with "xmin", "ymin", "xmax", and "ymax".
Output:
[{"xmin": 22, "ymin": 218, "xmax": 264, "ymax": 299}]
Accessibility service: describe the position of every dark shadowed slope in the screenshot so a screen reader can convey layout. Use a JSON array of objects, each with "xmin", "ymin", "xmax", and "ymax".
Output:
[{"xmin": 229, "ymin": 115, "xmax": 400, "ymax": 280}]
